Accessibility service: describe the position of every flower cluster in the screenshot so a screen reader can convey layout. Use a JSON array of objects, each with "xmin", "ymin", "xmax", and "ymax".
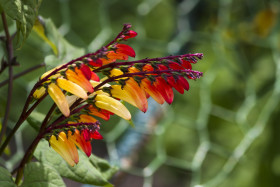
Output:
[{"xmin": 32, "ymin": 24, "xmax": 203, "ymax": 166}]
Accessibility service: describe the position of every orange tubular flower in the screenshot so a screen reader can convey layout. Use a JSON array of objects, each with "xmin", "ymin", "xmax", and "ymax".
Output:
[
  {"xmin": 101, "ymin": 44, "xmax": 136, "ymax": 65},
  {"xmin": 78, "ymin": 114, "xmax": 97, "ymax": 123},
  {"xmin": 87, "ymin": 105, "xmax": 111, "ymax": 121},
  {"xmin": 49, "ymin": 132, "xmax": 79, "ymax": 166},
  {"xmin": 66, "ymin": 67, "xmax": 94, "ymax": 93},
  {"xmin": 128, "ymin": 67, "xmax": 165, "ymax": 105},
  {"xmin": 110, "ymin": 68, "xmax": 148, "ymax": 112},
  {"xmin": 68, "ymin": 129, "xmax": 92, "ymax": 157}
]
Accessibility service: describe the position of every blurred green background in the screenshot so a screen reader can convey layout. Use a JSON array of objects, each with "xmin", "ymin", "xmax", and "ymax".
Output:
[{"xmin": 1, "ymin": 0, "xmax": 280, "ymax": 186}]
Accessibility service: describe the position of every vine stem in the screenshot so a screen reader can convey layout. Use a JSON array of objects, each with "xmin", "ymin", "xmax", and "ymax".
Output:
[
  {"xmin": 0, "ymin": 63, "xmax": 45, "ymax": 88},
  {"xmin": 0, "ymin": 12, "xmax": 15, "ymax": 145}
]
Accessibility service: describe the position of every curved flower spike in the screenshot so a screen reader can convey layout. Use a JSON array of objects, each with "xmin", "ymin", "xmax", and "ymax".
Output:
[
  {"xmin": 49, "ymin": 132, "xmax": 79, "ymax": 166},
  {"xmin": 48, "ymin": 83, "xmax": 70, "ymax": 117},
  {"xmin": 57, "ymin": 78, "xmax": 88, "ymax": 100},
  {"xmin": 95, "ymin": 94, "xmax": 131, "ymax": 120}
]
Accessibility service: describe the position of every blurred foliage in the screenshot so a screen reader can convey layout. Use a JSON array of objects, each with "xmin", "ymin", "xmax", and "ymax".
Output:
[{"xmin": 1, "ymin": 0, "xmax": 280, "ymax": 186}]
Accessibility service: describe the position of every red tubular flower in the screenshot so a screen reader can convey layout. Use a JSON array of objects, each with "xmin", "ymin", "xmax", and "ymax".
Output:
[
  {"xmin": 91, "ymin": 130, "xmax": 103, "ymax": 140},
  {"xmin": 101, "ymin": 44, "xmax": 136, "ymax": 65},
  {"xmin": 91, "ymin": 72, "xmax": 100, "ymax": 81},
  {"xmin": 68, "ymin": 129, "xmax": 92, "ymax": 157},
  {"xmin": 123, "ymin": 30, "xmax": 137, "ymax": 39},
  {"xmin": 87, "ymin": 105, "xmax": 111, "ymax": 121},
  {"xmin": 80, "ymin": 64, "xmax": 92, "ymax": 80}
]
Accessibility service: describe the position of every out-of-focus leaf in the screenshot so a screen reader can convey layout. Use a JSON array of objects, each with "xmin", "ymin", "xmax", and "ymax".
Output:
[
  {"xmin": 21, "ymin": 162, "xmax": 65, "ymax": 187},
  {"xmin": 0, "ymin": 122, "xmax": 11, "ymax": 155},
  {"xmin": 36, "ymin": 17, "xmax": 85, "ymax": 70},
  {"xmin": 33, "ymin": 17, "xmax": 58, "ymax": 55},
  {"xmin": 26, "ymin": 110, "xmax": 45, "ymax": 131},
  {"xmin": 0, "ymin": 166, "xmax": 16, "ymax": 187},
  {"xmin": 89, "ymin": 155, "xmax": 118, "ymax": 181},
  {"xmin": 34, "ymin": 140, "xmax": 117, "ymax": 186},
  {"xmin": 0, "ymin": 0, "xmax": 42, "ymax": 46},
  {"xmin": 253, "ymin": 8, "xmax": 278, "ymax": 37}
]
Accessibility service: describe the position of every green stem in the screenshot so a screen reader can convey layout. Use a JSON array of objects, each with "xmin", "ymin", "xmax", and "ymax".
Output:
[
  {"xmin": 15, "ymin": 133, "xmax": 43, "ymax": 185},
  {"xmin": 0, "ymin": 63, "xmax": 45, "ymax": 88},
  {"xmin": 0, "ymin": 12, "xmax": 15, "ymax": 145}
]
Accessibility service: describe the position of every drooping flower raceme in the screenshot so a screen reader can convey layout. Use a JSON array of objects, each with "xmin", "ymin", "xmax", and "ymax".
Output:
[{"xmin": 33, "ymin": 24, "xmax": 203, "ymax": 166}]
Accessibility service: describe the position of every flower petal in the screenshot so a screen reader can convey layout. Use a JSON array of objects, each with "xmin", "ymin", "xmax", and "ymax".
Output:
[
  {"xmin": 95, "ymin": 95, "xmax": 131, "ymax": 120},
  {"xmin": 33, "ymin": 86, "xmax": 46, "ymax": 99},
  {"xmin": 48, "ymin": 83, "xmax": 70, "ymax": 117},
  {"xmin": 66, "ymin": 67, "xmax": 94, "ymax": 93},
  {"xmin": 68, "ymin": 130, "xmax": 92, "ymax": 157},
  {"xmin": 87, "ymin": 105, "xmax": 111, "ymax": 120},
  {"xmin": 57, "ymin": 78, "xmax": 88, "ymax": 99},
  {"xmin": 49, "ymin": 132, "xmax": 79, "ymax": 166}
]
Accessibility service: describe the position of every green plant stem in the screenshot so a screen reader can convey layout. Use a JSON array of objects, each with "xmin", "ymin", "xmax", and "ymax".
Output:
[
  {"xmin": 0, "ymin": 63, "xmax": 45, "ymax": 88},
  {"xmin": 0, "ymin": 12, "xmax": 14, "ymax": 145},
  {"xmin": 15, "ymin": 133, "xmax": 44, "ymax": 185}
]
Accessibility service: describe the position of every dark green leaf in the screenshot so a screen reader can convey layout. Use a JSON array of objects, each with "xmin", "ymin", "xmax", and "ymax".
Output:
[
  {"xmin": 0, "ymin": 0, "xmax": 42, "ymax": 46},
  {"xmin": 21, "ymin": 162, "xmax": 65, "ymax": 187},
  {"xmin": 26, "ymin": 110, "xmax": 45, "ymax": 131},
  {"xmin": 34, "ymin": 140, "xmax": 118, "ymax": 186},
  {"xmin": 0, "ymin": 166, "xmax": 16, "ymax": 187},
  {"xmin": 36, "ymin": 17, "xmax": 85, "ymax": 69}
]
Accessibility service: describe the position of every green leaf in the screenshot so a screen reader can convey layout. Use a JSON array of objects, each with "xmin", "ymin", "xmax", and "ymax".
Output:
[
  {"xmin": 0, "ymin": 0, "xmax": 42, "ymax": 46},
  {"xmin": 33, "ymin": 17, "xmax": 58, "ymax": 55},
  {"xmin": 35, "ymin": 17, "xmax": 85, "ymax": 70},
  {"xmin": 26, "ymin": 110, "xmax": 45, "ymax": 131},
  {"xmin": 0, "ymin": 166, "xmax": 16, "ymax": 187},
  {"xmin": 21, "ymin": 162, "xmax": 65, "ymax": 187},
  {"xmin": 34, "ymin": 140, "xmax": 118, "ymax": 186}
]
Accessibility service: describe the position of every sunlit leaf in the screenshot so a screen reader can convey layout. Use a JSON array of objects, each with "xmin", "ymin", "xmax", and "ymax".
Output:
[
  {"xmin": 21, "ymin": 162, "xmax": 65, "ymax": 187},
  {"xmin": 26, "ymin": 110, "xmax": 45, "ymax": 131},
  {"xmin": 0, "ymin": 0, "xmax": 42, "ymax": 46},
  {"xmin": 34, "ymin": 140, "xmax": 117, "ymax": 186},
  {"xmin": 0, "ymin": 166, "xmax": 16, "ymax": 187},
  {"xmin": 37, "ymin": 17, "xmax": 85, "ymax": 70},
  {"xmin": 33, "ymin": 17, "xmax": 58, "ymax": 55}
]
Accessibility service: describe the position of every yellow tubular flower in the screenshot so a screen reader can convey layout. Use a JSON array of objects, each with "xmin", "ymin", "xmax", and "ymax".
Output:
[
  {"xmin": 49, "ymin": 132, "xmax": 79, "ymax": 166},
  {"xmin": 48, "ymin": 83, "xmax": 70, "ymax": 117},
  {"xmin": 110, "ymin": 85, "xmax": 137, "ymax": 107},
  {"xmin": 95, "ymin": 94, "xmax": 131, "ymax": 120},
  {"xmin": 57, "ymin": 78, "xmax": 88, "ymax": 100},
  {"xmin": 41, "ymin": 65, "xmax": 64, "ymax": 79},
  {"xmin": 33, "ymin": 86, "xmax": 46, "ymax": 99}
]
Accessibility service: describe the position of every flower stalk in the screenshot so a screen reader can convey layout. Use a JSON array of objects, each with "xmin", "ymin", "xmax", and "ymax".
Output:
[{"xmin": 0, "ymin": 23, "xmax": 204, "ymax": 185}]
